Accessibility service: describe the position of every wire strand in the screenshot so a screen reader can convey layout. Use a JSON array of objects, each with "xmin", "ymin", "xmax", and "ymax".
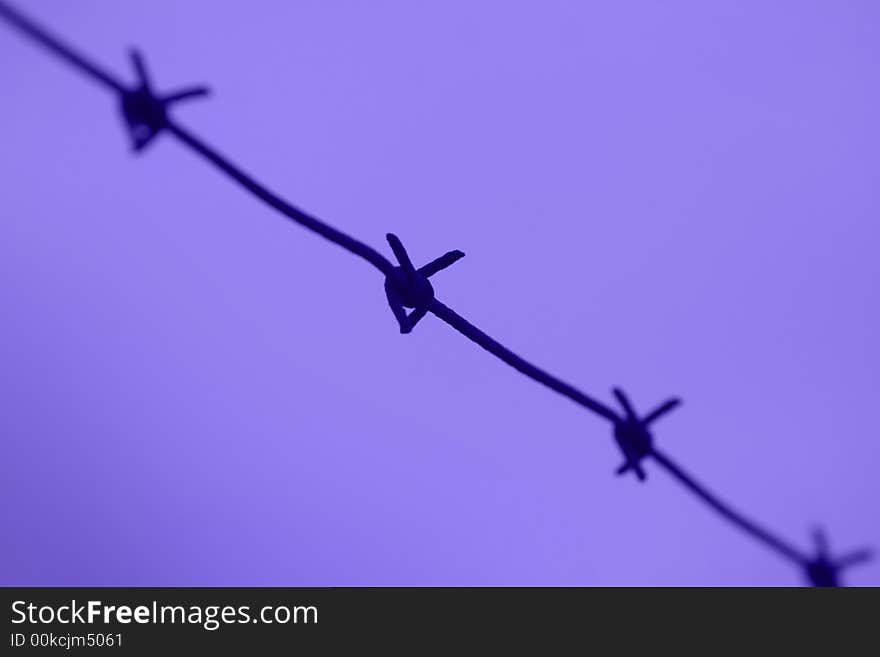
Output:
[
  {"xmin": 429, "ymin": 300, "xmax": 619, "ymax": 422},
  {"xmin": 167, "ymin": 122, "xmax": 394, "ymax": 275},
  {"xmin": 651, "ymin": 448, "xmax": 806, "ymax": 565},
  {"xmin": 0, "ymin": 0, "xmax": 125, "ymax": 93}
]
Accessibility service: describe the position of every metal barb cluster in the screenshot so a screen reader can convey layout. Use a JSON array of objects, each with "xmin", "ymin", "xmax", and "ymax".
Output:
[
  {"xmin": 803, "ymin": 528, "xmax": 873, "ymax": 587},
  {"xmin": 384, "ymin": 234, "xmax": 464, "ymax": 333},
  {"xmin": 121, "ymin": 50, "xmax": 209, "ymax": 151},
  {"xmin": 0, "ymin": 0, "xmax": 872, "ymax": 587}
]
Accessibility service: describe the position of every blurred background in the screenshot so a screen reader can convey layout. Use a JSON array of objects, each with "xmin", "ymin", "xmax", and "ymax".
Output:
[{"xmin": 0, "ymin": 1, "xmax": 877, "ymax": 586}]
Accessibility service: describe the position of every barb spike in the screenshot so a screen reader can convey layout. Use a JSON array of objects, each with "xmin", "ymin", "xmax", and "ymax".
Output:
[{"xmin": 384, "ymin": 233, "xmax": 463, "ymax": 334}]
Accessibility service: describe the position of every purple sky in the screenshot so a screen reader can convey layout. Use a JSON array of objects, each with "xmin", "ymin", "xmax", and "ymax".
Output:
[{"xmin": 1, "ymin": 1, "xmax": 877, "ymax": 586}]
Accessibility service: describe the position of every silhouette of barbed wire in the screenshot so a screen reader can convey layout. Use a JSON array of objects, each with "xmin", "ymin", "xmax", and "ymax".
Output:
[
  {"xmin": 803, "ymin": 528, "xmax": 873, "ymax": 587},
  {"xmin": 0, "ymin": 0, "xmax": 870, "ymax": 586},
  {"xmin": 383, "ymin": 233, "xmax": 464, "ymax": 334},
  {"xmin": 122, "ymin": 49, "xmax": 209, "ymax": 152}
]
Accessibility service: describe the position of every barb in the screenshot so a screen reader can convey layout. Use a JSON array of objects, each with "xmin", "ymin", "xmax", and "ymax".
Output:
[
  {"xmin": 0, "ymin": 0, "xmax": 392, "ymax": 274},
  {"xmin": 167, "ymin": 122, "xmax": 394, "ymax": 274},
  {"xmin": 0, "ymin": 0, "xmax": 870, "ymax": 586},
  {"xmin": 121, "ymin": 49, "xmax": 209, "ymax": 151},
  {"xmin": 607, "ymin": 388, "xmax": 681, "ymax": 481},
  {"xmin": 383, "ymin": 233, "xmax": 464, "ymax": 334}
]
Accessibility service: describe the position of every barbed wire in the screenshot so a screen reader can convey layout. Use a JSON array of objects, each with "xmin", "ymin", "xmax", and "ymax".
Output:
[{"xmin": 1, "ymin": 0, "xmax": 871, "ymax": 586}]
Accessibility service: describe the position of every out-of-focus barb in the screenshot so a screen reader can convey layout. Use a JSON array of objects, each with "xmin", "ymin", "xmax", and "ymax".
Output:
[
  {"xmin": 384, "ymin": 233, "xmax": 464, "ymax": 333},
  {"xmin": 803, "ymin": 528, "xmax": 873, "ymax": 587},
  {"xmin": 607, "ymin": 388, "xmax": 680, "ymax": 481},
  {"xmin": 121, "ymin": 49, "xmax": 209, "ymax": 151}
]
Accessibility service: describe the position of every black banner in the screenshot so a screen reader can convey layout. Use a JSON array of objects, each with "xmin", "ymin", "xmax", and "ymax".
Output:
[{"xmin": 1, "ymin": 587, "xmax": 874, "ymax": 652}]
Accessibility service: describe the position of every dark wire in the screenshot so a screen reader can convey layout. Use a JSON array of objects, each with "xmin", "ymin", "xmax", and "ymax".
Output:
[
  {"xmin": 0, "ymin": 0, "xmax": 125, "ymax": 93},
  {"xmin": 1, "ymin": 0, "xmax": 869, "ymax": 585}
]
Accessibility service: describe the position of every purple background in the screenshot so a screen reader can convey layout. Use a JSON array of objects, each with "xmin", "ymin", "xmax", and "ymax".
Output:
[{"xmin": 1, "ymin": 1, "xmax": 877, "ymax": 586}]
